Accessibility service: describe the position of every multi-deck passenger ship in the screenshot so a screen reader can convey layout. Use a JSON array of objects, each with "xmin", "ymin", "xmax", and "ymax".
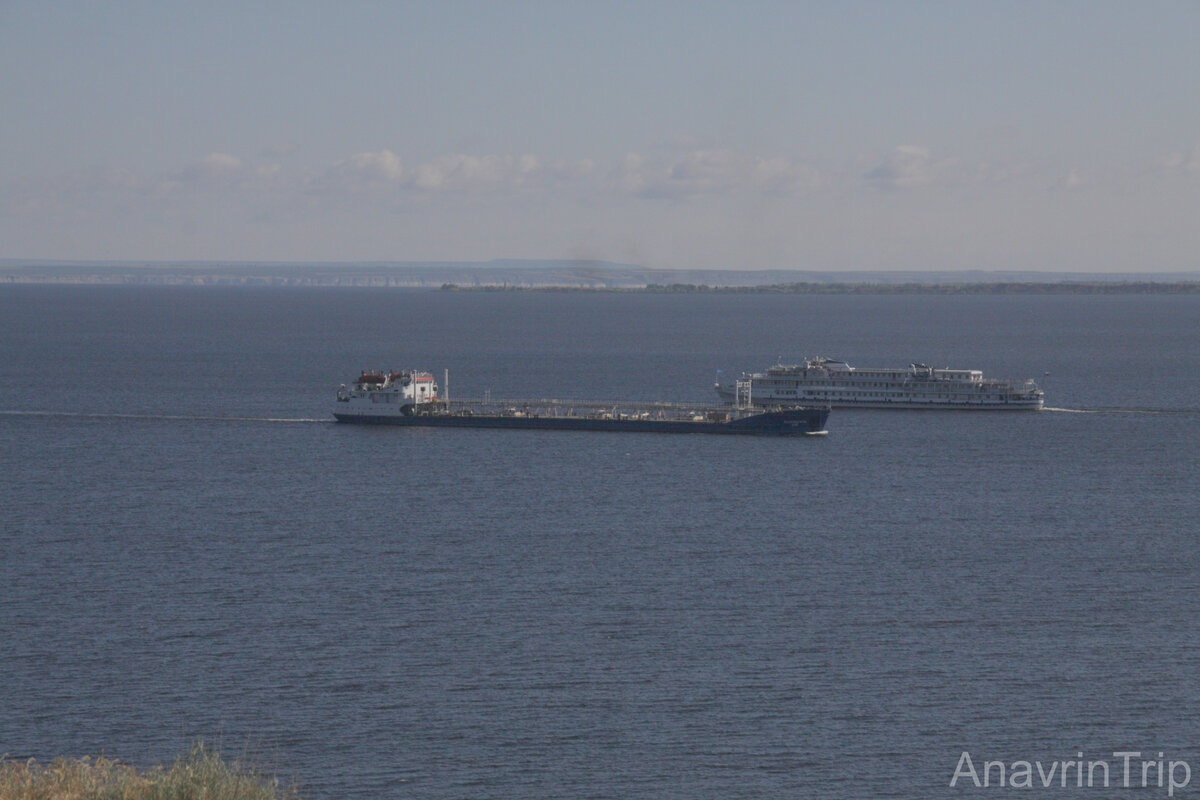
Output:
[{"xmin": 716, "ymin": 357, "xmax": 1044, "ymax": 410}]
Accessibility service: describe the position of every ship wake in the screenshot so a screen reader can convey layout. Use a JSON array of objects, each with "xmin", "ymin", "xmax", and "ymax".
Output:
[
  {"xmin": 1044, "ymin": 406, "xmax": 1199, "ymax": 415},
  {"xmin": 0, "ymin": 410, "xmax": 333, "ymax": 423}
]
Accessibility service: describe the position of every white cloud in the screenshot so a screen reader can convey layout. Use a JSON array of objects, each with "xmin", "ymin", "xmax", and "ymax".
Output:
[
  {"xmin": 156, "ymin": 152, "xmax": 277, "ymax": 194},
  {"xmin": 614, "ymin": 153, "xmax": 649, "ymax": 194},
  {"xmin": 1057, "ymin": 168, "xmax": 1086, "ymax": 190},
  {"xmin": 408, "ymin": 153, "xmax": 542, "ymax": 192},
  {"xmin": 1161, "ymin": 142, "xmax": 1200, "ymax": 173},
  {"xmin": 863, "ymin": 145, "xmax": 959, "ymax": 189},
  {"xmin": 176, "ymin": 153, "xmax": 245, "ymax": 181},
  {"xmin": 317, "ymin": 151, "xmax": 563, "ymax": 194},
  {"xmin": 328, "ymin": 149, "xmax": 405, "ymax": 183},
  {"xmin": 203, "ymin": 152, "xmax": 242, "ymax": 171},
  {"xmin": 260, "ymin": 142, "xmax": 297, "ymax": 159},
  {"xmin": 411, "ymin": 154, "xmax": 511, "ymax": 190},
  {"xmin": 752, "ymin": 156, "xmax": 823, "ymax": 196},
  {"xmin": 612, "ymin": 148, "xmax": 820, "ymax": 199}
]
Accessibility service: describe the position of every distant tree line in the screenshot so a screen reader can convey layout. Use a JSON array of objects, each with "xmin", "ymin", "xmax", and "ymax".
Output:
[
  {"xmin": 441, "ymin": 281, "xmax": 1200, "ymax": 294},
  {"xmin": 643, "ymin": 281, "xmax": 1200, "ymax": 294}
]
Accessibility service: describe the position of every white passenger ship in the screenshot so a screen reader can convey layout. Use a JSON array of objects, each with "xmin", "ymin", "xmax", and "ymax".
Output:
[{"xmin": 716, "ymin": 357, "xmax": 1044, "ymax": 410}]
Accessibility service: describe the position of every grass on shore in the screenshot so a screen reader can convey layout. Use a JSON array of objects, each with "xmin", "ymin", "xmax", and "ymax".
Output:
[{"xmin": 0, "ymin": 740, "xmax": 296, "ymax": 800}]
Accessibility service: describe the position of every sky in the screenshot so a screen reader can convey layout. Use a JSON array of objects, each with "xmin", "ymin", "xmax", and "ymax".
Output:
[{"xmin": 2, "ymin": 1, "xmax": 1199, "ymax": 271}]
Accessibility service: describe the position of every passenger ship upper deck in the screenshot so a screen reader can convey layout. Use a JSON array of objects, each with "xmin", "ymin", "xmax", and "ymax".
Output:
[{"xmin": 716, "ymin": 357, "xmax": 1044, "ymax": 410}]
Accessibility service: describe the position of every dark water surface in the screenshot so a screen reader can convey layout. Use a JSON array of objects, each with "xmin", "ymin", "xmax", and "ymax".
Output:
[{"xmin": 2, "ymin": 287, "xmax": 1199, "ymax": 799}]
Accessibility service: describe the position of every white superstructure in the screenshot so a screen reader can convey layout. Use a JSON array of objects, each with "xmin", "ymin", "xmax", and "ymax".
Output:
[
  {"xmin": 334, "ymin": 369, "xmax": 440, "ymax": 418},
  {"xmin": 716, "ymin": 357, "xmax": 1044, "ymax": 410}
]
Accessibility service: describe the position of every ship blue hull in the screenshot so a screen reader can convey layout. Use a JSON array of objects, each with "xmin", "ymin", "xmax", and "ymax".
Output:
[{"xmin": 334, "ymin": 407, "xmax": 829, "ymax": 436}]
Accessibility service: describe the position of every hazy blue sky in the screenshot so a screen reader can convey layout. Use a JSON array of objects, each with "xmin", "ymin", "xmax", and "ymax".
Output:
[{"xmin": 3, "ymin": 1, "xmax": 1198, "ymax": 270}]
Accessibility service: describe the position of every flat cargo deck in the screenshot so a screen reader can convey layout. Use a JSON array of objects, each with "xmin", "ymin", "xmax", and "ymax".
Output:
[{"xmin": 334, "ymin": 398, "xmax": 829, "ymax": 436}]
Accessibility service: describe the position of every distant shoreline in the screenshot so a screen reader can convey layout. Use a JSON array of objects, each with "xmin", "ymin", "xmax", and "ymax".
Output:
[
  {"xmin": 5, "ymin": 276, "xmax": 1199, "ymax": 294},
  {"xmin": 3, "ymin": 260, "xmax": 1200, "ymax": 292},
  {"xmin": 440, "ymin": 281, "xmax": 1200, "ymax": 295}
]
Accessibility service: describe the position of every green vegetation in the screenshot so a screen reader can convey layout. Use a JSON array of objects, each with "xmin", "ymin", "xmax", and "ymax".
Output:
[{"xmin": 0, "ymin": 741, "xmax": 297, "ymax": 800}]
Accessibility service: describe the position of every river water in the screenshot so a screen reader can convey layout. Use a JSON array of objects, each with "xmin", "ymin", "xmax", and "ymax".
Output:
[{"xmin": 2, "ymin": 287, "xmax": 1198, "ymax": 798}]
